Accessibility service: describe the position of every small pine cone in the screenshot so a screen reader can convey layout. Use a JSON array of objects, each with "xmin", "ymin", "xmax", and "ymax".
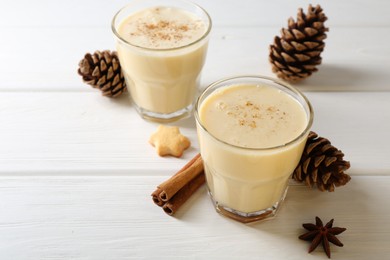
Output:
[
  {"xmin": 78, "ymin": 50, "xmax": 127, "ymax": 98},
  {"xmin": 293, "ymin": 131, "xmax": 351, "ymax": 192},
  {"xmin": 269, "ymin": 5, "xmax": 329, "ymax": 82}
]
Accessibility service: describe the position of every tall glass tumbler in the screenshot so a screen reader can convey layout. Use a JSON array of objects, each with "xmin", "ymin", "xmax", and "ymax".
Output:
[
  {"xmin": 112, "ymin": 0, "xmax": 211, "ymax": 122},
  {"xmin": 195, "ymin": 76, "xmax": 313, "ymax": 223}
]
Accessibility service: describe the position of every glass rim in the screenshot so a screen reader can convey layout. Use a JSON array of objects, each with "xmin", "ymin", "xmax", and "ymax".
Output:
[
  {"xmin": 194, "ymin": 75, "xmax": 314, "ymax": 151},
  {"xmin": 111, "ymin": 0, "xmax": 212, "ymax": 52}
]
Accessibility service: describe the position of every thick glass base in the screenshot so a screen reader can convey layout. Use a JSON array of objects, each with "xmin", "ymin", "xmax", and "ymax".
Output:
[
  {"xmin": 208, "ymin": 187, "xmax": 288, "ymax": 223},
  {"xmin": 134, "ymin": 103, "xmax": 194, "ymax": 123}
]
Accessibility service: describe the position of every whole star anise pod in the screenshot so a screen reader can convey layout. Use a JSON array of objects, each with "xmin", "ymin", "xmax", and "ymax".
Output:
[{"xmin": 299, "ymin": 216, "xmax": 346, "ymax": 258}]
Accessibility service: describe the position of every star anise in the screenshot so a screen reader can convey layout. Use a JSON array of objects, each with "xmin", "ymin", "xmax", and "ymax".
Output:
[{"xmin": 299, "ymin": 216, "xmax": 346, "ymax": 258}]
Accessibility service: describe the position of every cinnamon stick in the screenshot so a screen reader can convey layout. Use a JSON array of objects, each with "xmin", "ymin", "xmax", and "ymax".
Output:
[
  {"xmin": 158, "ymin": 154, "xmax": 203, "ymax": 202},
  {"xmin": 151, "ymin": 153, "xmax": 201, "ymax": 206},
  {"xmin": 163, "ymin": 173, "xmax": 205, "ymax": 215},
  {"xmin": 151, "ymin": 188, "xmax": 165, "ymax": 206},
  {"xmin": 151, "ymin": 153, "xmax": 205, "ymax": 215}
]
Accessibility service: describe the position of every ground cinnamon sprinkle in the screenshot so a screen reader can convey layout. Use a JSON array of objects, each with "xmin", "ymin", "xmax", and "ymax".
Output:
[
  {"xmin": 179, "ymin": 25, "xmax": 189, "ymax": 31},
  {"xmin": 136, "ymin": 20, "xmax": 192, "ymax": 43},
  {"xmin": 119, "ymin": 7, "xmax": 207, "ymax": 49},
  {"xmin": 221, "ymin": 100, "xmax": 290, "ymax": 129}
]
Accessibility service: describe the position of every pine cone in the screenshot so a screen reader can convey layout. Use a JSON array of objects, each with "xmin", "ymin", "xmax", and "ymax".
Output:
[
  {"xmin": 78, "ymin": 50, "xmax": 127, "ymax": 98},
  {"xmin": 269, "ymin": 5, "xmax": 328, "ymax": 82},
  {"xmin": 293, "ymin": 131, "xmax": 351, "ymax": 192}
]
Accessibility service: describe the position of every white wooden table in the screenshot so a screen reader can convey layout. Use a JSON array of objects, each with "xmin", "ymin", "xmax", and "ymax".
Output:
[{"xmin": 1, "ymin": 0, "xmax": 389, "ymax": 259}]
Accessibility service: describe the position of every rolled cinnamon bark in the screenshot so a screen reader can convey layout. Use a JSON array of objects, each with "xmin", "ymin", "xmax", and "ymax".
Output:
[
  {"xmin": 158, "ymin": 154, "xmax": 203, "ymax": 202},
  {"xmin": 151, "ymin": 188, "xmax": 164, "ymax": 206},
  {"xmin": 162, "ymin": 172, "xmax": 205, "ymax": 215},
  {"xmin": 151, "ymin": 153, "xmax": 205, "ymax": 216},
  {"xmin": 151, "ymin": 154, "xmax": 201, "ymax": 206}
]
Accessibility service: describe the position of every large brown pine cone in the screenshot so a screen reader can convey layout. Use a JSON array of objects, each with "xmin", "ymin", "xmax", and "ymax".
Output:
[
  {"xmin": 78, "ymin": 50, "xmax": 126, "ymax": 98},
  {"xmin": 293, "ymin": 131, "xmax": 351, "ymax": 192},
  {"xmin": 269, "ymin": 5, "xmax": 328, "ymax": 82}
]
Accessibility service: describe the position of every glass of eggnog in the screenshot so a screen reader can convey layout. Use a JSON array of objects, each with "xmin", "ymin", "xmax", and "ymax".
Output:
[
  {"xmin": 195, "ymin": 76, "xmax": 313, "ymax": 223},
  {"xmin": 112, "ymin": 0, "xmax": 211, "ymax": 122}
]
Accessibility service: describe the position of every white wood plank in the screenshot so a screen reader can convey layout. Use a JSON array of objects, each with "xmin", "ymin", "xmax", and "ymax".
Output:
[
  {"xmin": 0, "ymin": 92, "xmax": 389, "ymax": 175},
  {"xmin": 0, "ymin": 27, "xmax": 389, "ymax": 91},
  {"xmin": 0, "ymin": 1, "xmax": 388, "ymax": 259},
  {"xmin": 0, "ymin": 176, "xmax": 388, "ymax": 259},
  {"xmin": 306, "ymin": 92, "xmax": 390, "ymax": 175},
  {"xmin": 0, "ymin": 92, "xmax": 199, "ymax": 175},
  {"xmin": 1, "ymin": 0, "xmax": 389, "ymax": 27}
]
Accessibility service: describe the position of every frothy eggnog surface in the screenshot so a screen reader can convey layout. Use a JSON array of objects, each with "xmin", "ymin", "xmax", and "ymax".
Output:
[
  {"xmin": 118, "ymin": 7, "xmax": 207, "ymax": 49},
  {"xmin": 199, "ymin": 84, "xmax": 308, "ymax": 148}
]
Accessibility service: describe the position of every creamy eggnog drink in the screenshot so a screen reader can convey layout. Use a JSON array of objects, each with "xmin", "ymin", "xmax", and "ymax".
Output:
[
  {"xmin": 112, "ymin": 0, "xmax": 211, "ymax": 122},
  {"xmin": 195, "ymin": 76, "xmax": 313, "ymax": 223}
]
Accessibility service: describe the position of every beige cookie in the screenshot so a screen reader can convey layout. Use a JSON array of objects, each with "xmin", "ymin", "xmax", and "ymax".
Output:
[{"xmin": 149, "ymin": 125, "xmax": 191, "ymax": 157}]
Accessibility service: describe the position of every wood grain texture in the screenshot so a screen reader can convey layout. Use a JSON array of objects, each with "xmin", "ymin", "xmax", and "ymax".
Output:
[
  {"xmin": 0, "ymin": 27, "xmax": 389, "ymax": 91},
  {"xmin": 0, "ymin": 176, "xmax": 388, "ymax": 259},
  {"xmin": 0, "ymin": 0, "xmax": 389, "ymax": 259},
  {"xmin": 1, "ymin": 0, "xmax": 389, "ymax": 27},
  {"xmin": 0, "ymin": 92, "xmax": 389, "ymax": 175}
]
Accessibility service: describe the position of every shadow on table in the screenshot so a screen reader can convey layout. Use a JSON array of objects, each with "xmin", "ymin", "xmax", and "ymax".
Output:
[
  {"xmin": 169, "ymin": 185, "xmax": 208, "ymax": 220},
  {"xmin": 109, "ymin": 92, "xmax": 133, "ymax": 106},
  {"xmin": 107, "ymin": 92, "xmax": 199, "ymax": 129},
  {"xmin": 293, "ymin": 64, "xmax": 384, "ymax": 91}
]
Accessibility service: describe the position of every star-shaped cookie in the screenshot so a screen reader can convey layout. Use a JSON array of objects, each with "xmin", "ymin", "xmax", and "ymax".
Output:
[{"xmin": 149, "ymin": 125, "xmax": 191, "ymax": 157}]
